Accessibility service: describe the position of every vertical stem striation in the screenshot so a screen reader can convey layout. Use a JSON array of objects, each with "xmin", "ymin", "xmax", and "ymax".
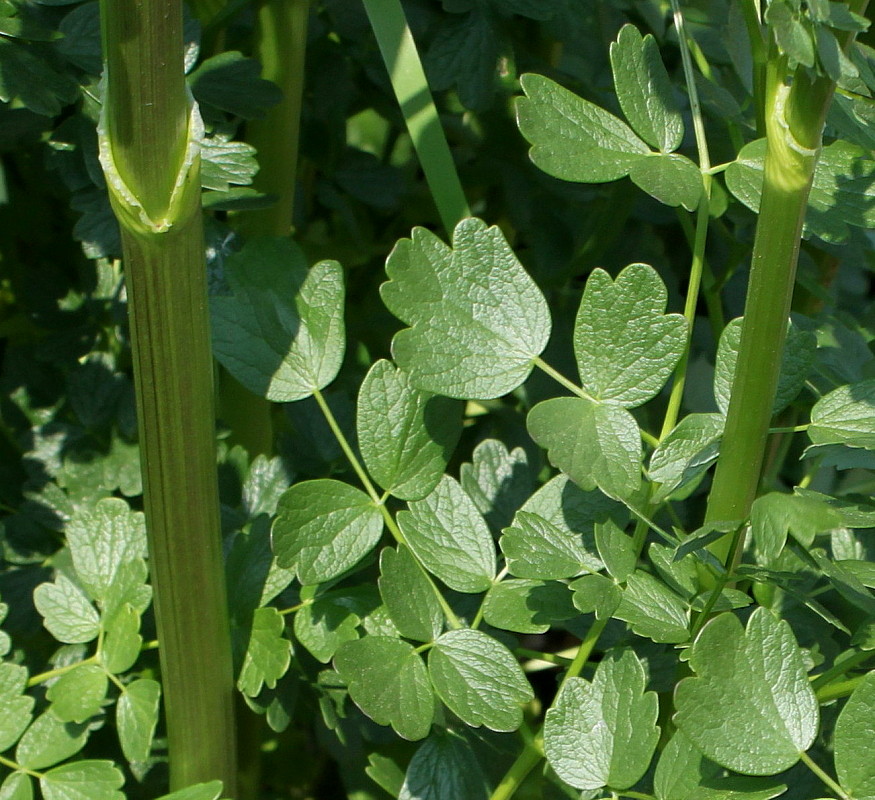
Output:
[
  {"xmin": 99, "ymin": 0, "xmax": 237, "ymax": 792},
  {"xmin": 705, "ymin": 2, "xmax": 869, "ymax": 564}
]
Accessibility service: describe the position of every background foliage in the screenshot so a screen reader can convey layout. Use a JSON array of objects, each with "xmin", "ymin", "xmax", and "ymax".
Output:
[{"xmin": 1, "ymin": 0, "xmax": 875, "ymax": 799}]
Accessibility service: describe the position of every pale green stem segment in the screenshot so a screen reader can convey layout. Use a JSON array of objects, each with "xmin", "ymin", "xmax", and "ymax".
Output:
[
  {"xmin": 98, "ymin": 0, "xmax": 237, "ymax": 793},
  {"xmin": 705, "ymin": 2, "xmax": 869, "ymax": 566},
  {"xmin": 361, "ymin": 0, "xmax": 471, "ymax": 234},
  {"xmin": 799, "ymin": 752, "xmax": 852, "ymax": 800},
  {"xmin": 662, "ymin": 0, "xmax": 713, "ymax": 442}
]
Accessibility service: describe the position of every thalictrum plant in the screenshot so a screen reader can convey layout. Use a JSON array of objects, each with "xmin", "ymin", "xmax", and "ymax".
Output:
[{"xmin": 1, "ymin": 1, "xmax": 875, "ymax": 800}]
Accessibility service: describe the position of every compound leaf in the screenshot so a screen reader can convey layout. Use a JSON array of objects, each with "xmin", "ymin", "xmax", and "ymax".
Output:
[
  {"xmin": 379, "ymin": 545, "xmax": 443, "ymax": 643},
  {"xmin": 517, "ymin": 72, "xmax": 649, "ymax": 183},
  {"xmin": 116, "ymin": 679, "xmax": 160, "ymax": 764},
  {"xmin": 545, "ymin": 648, "xmax": 659, "ymax": 790},
  {"xmin": 397, "ymin": 476, "xmax": 495, "ymax": 593},
  {"xmin": 428, "ymin": 629, "xmax": 533, "ymax": 731},
  {"xmin": 381, "ymin": 218, "xmax": 551, "ymax": 399},
  {"xmin": 674, "ymin": 608, "xmax": 819, "ymax": 775},
  {"xmin": 334, "ymin": 636, "xmax": 434, "ymax": 741},
  {"xmin": 527, "ymin": 397, "xmax": 642, "ymax": 499},
  {"xmin": 211, "ymin": 238, "xmax": 345, "ymax": 402},
  {"xmin": 358, "ymin": 360, "xmax": 462, "ymax": 501},
  {"xmin": 39, "ymin": 761, "xmax": 124, "ymax": 800},
  {"xmin": 834, "ymin": 670, "xmax": 875, "ymax": 800},
  {"xmin": 610, "ymin": 24, "xmax": 683, "ymax": 153},
  {"xmin": 574, "ymin": 264, "xmax": 687, "ymax": 408},
  {"xmin": 272, "ymin": 480, "xmax": 383, "ymax": 585}
]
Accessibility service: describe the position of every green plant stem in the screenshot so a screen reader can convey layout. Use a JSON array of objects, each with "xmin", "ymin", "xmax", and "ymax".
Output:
[
  {"xmin": 99, "ymin": 1, "xmax": 237, "ymax": 792},
  {"xmin": 241, "ymin": 0, "xmax": 309, "ymax": 237},
  {"xmin": 740, "ymin": 0, "xmax": 768, "ymax": 136},
  {"xmin": 361, "ymin": 0, "xmax": 470, "ymax": 234},
  {"xmin": 662, "ymin": 0, "xmax": 712, "ymax": 440},
  {"xmin": 811, "ymin": 648, "xmax": 874, "ymax": 690},
  {"xmin": 799, "ymin": 752, "xmax": 852, "ymax": 800},
  {"xmin": 704, "ymin": 57, "xmax": 840, "ymax": 566},
  {"xmin": 816, "ymin": 675, "xmax": 867, "ymax": 703},
  {"xmin": 27, "ymin": 655, "xmax": 99, "ymax": 687}
]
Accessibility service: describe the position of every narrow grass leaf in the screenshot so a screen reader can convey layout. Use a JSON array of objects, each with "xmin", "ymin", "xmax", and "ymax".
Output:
[
  {"xmin": 610, "ymin": 24, "xmax": 683, "ymax": 153},
  {"xmin": 834, "ymin": 671, "xmax": 875, "ymax": 800},
  {"xmin": 379, "ymin": 545, "xmax": 443, "ymax": 642},
  {"xmin": 516, "ymin": 73, "xmax": 649, "ymax": 182},
  {"xmin": 334, "ymin": 636, "xmax": 434, "ymax": 741},
  {"xmin": 381, "ymin": 218, "xmax": 551, "ymax": 399},
  {"xmin": 116, "ymin": 679, "xmax": 160, "ymax": 763},
  {"xmin": 46, "ymin": 664, "xmax": 107, "ymax": 724},
  {"xmin": 397, "ymin": 476, "xmax": 495, "ymax": 593},
  {"xmin": 674, "ymin": 608, "xmax": 818, "ymax": 774},
  {"xmin": 428, "ymin": 629, "xmax": 533, "ymax": 731},
  {"xmin": 272, "ymin": 480, "xmax": 384, "ymax": 584},
  {"xmin": 399, "ymin": 730, "xmax": 488, "ymax": 800},
  {"xmin": 357, "ymin": 360, "xmax": 462, "ymax": 501},
  {"xmin": 211, "ymin": 238, "xmax": 345, "ymax": 402},
  {"xmin": 527, "ymin": 397, "xmax": 642, "ymax": 499},
  {"xmin": 574, "ymin": 264, "xmax": 687, "ymax": 408},
  {"xmin": 545, "ymin": 648, "xmax": 659, "ymax": 790}
]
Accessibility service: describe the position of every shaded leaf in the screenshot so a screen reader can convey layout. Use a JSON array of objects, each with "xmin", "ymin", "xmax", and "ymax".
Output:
[
  {"xmin": 399, "ymin": 729, "xmax": 488, "ymax": 800},
  {"xmin": 189, "ymin": 51, "xmax": 283, "ymax": 119},
  {"xmin": 614, "ymin": 571, "xmax": 690, "ymax": 643},
  {"xmin": 116, "ymin": 679, "xmax": 160, "ymax": 763},
  {"xmin": 809, "ymin": 379, "xmax": 875, "ymax": 450},
  {"xmin": 482, "ymin": 579, "xmax": 577, "ymax": 634},
  {"xmin": 834, "ymin": 670, "xmax": 875, "ymax": 800},
  {"xmin": 211, "ymin": 239, "xmax": 345, "ymax": 402},
  {"xmin": 334, "ymin": 636, "xmax": 434, "ymax": 741},
  {"xmin": 379, "ymin": 545, "xmax": 443, "ymax": 643},
  {"xmin": 460, "ymin": 439, "xmax": 533, "ymax": 532},
  {"xmin": 237, "ymin": 607, "xmax": 292, "ymax": 697}
]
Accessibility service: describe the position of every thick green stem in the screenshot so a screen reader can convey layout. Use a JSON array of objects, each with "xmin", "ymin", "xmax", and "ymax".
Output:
[
  {"xmin": 704, "ymin": 59, "xmax": 836, "ymax": 564},
  {"xmin": 99, "ymin": 0, "xmax": 237, "ymax": 793},
  {"xmin": 361, "ymin": 0, "xmax": 471, "ymax": 234}
]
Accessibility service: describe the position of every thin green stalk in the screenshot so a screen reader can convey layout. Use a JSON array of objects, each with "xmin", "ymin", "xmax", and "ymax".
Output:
[
  {"xmin": 740, "ymin": 0, "xmax": 768, "ymax": 136},
  {"xmin": 662, "ymin": 0, "xmax": 712, "ymax": 440},
  {"xmin": 361, "ymin": 0, "xmax": 471, "ymax": 234},
  {"xmin": 816, "ymin": 675, "xmax": 867, "ymax": 703},
  {"xmin": 811, "ymin": 648, "xmax": 874, "ymax": 690},
  {"xmin": 98, "ymin": 0, "xmax": 237, "ymax": 792},
  {"xmin": 800, "ymin": 752, "xmax": 852, "ymax": 800}
]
